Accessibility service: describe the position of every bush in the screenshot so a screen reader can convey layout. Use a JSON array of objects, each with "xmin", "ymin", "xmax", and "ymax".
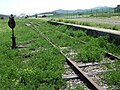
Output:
[{"xmin": 1, "ymin": 17, "xmax": 4, "ymax": 20}]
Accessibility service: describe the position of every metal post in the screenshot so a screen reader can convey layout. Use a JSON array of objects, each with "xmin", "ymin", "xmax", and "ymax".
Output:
[
  {"xmin": 11, "ymin": 28, "xmax": 17, "ymax": 49},
  {"xmin": 8, "ymin": 14, "xmax": 17, "ymax": 49}
]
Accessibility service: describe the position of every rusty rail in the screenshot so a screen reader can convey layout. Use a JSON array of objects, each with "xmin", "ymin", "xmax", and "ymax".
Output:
[
  {"xmin": 28, "ymin": 22, "xmax": 103, "ymax": 90},
  {"xmin": 35, "ymin": 30, "xmax": 102, "ymax": 90},
  {"xmin": 43, "ymin": 35, "xmax": 102, "ymax": 90},
  {"xmin": 60, "ymin": 51, "xmax": 102, "ymax": 90}
]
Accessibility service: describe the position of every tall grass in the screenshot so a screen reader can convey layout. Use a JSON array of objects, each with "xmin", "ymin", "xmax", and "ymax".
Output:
[{"xmin": 0, "ymin": 19, "xmax": 66, "ymax": 89}]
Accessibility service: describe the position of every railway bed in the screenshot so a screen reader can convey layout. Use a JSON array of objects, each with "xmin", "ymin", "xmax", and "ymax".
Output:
[
  {"xmin": 39, "ymin": 34, "xmax": 103, "ymax": 90},
  {"xmin": 49, "ymin": 23, "xmax": 120, "ymax": 61},
  {"xmin": 25, "ymin": 21, "xmax": 120, "ymax": 61},
  {"xmin": 26, "ymin": 21, "xmax": 102, "ymax": 89},
  {"xmin": 24, "ymin": 20, "xmax": 119, "ymax": 90}
]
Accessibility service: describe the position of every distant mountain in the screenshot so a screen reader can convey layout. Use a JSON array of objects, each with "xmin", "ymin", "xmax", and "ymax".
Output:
[
  {"xmin": 91, "ymin": 6, "xmax": 112, "ymax": 10},
  {"xmin": 53, "ymin": 6, "xmax": 113, "ymax": 14},
  {"xmin": 93, "ymin": 6, "xmax": 111, "ymax": 9},
  {"xmin": 53, "ymin": 9, "xmax": 83, "ymax": 14}
]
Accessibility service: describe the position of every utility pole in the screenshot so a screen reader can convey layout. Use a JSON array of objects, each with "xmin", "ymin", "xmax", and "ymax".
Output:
[
  {"xmin": 102, "ymin": 8, "xmax": 104, "ymax": 17},
  {"xmin": 108, "ymin": 8, "xmax": 111, "ymax": 18},
  {"xmin": 96, "ymin": 9, "xmax": 97, "ymax": 18}
]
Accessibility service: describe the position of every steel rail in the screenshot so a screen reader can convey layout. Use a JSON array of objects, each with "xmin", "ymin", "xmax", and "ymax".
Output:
[
  {"xmin": 41, "ymin": 34, "xmax": 102, "ymax": 89},
  {"xmin": 30, "ymin": 24, "xmax": 102, "ymax": 90},
  {"xmin": 61, "ymin": 51, "xmax": 102, "ymax": 90}
]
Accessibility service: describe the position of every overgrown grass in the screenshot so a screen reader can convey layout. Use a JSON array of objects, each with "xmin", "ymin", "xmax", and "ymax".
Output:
[
  {"xmin": 22, "ymin": 19, "xmax": 120, "ymax": 89},
  {"xmin": 1, "ymin": 18, "xmax": 119, "ymax": 89},
  {"xmin": 102, "ymin": 70, "xmax": 120, "ymax": 89},
  {"xmin": 53, "ymin": 25, "xmax": 120, "ymax": 56},
  {"xmin": 0, "ymin": 19, "xmax": 66, "ymax": 89},
  {"xmin": 46, "ymin": 19, "xmax": 120, "ymax": 88},
  {"xmin": 31, "ymin": 20, "xmax": 120, "ymax": 63}
]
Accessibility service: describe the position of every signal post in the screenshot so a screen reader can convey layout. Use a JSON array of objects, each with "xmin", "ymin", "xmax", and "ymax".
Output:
[{"xmin": 8, "ymin": 14, "xmax": 17, "ymax": 49}]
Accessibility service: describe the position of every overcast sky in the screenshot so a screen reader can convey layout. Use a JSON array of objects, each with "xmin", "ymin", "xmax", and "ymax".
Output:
[{"xmin": 0, "ymin": 0, "xmax": 119, "ymax": 15}]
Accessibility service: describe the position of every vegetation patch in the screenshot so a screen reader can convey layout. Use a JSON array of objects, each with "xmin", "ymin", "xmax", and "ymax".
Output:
[
  {"xmin": 1, "ymin": 18, "xmax": 120, "ymax": 89},
  {"xmin": 0, "ymin": 19, "xmax": 66, "ymax": 89}
]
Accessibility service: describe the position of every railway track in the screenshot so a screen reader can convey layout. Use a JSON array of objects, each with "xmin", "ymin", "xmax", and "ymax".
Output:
[
  {"xmin": 26, "ymin": 21, "xmax": 120, "ymax": 59},
  {"xmin": 39, "ymin": 32, "xmax": 102, "ymax": 90},
  {"xmin": 55, "ymin": 27, "xmax": 120, "ymax": 60},
  {"xmin": 29, "ymin": 21, "xmax": 120, "ymax": 61},
  {"xmin": 25, "ymin": 21, "xmax": 103, "ymax": 90},
  {"xmin": 25, "ymin": 20, "xmax": 120, "ymax": 90},
  {"xmin": 44, "ymin": 36, "xmax": 103, "ymax": 89},
  {"xmin": 25, "ymin": 22, "xmax": 120, "ymax": 63},
  {"xmin": 49, "ymin": 22, "xmax": 120, "ymax": 61}
]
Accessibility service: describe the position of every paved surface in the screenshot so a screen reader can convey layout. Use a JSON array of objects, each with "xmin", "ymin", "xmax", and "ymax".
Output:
[
  {"xmin": 67, "ymin": 17, "xmax": 120, "ymax": 26},
  {"xmin": 57, "ymin": 21, "xmax": 120, "ymax": 35},
  {"xmin": 49, "ymin": 20, "xmax": 120, "ymax": 44},
  {"xmin": 35, "ymin": 18, "xmax": 120, "ymax": 35}
]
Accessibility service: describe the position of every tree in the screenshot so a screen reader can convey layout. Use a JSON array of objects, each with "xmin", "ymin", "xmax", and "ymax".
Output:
[{"xmin": 1, "ymin": 17, "xmax": 4, "ymax": 20}]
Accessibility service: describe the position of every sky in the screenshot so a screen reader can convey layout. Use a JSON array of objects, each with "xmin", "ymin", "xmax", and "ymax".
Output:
[{"xmin": 0, "ymin": 0, "xmax": 119, "ymax": 15}]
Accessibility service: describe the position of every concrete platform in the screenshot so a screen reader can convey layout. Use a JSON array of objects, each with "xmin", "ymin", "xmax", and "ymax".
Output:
[{"xmin": 48, "ymin": 21, "xmax": 120, "ymax": 44}]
